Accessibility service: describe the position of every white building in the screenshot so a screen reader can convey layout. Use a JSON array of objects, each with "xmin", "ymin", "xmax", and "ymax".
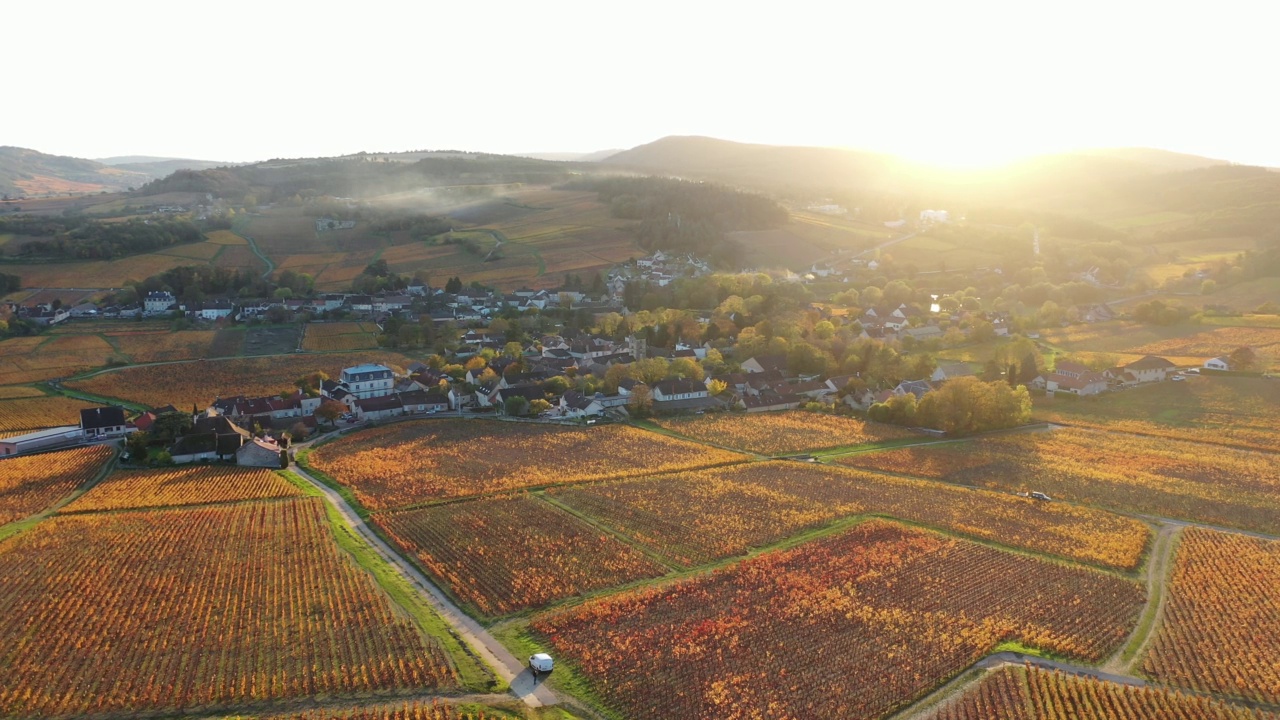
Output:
[
  {"xmin": 1204, "ymin": 357, "xmax": 1231, "ymax": 371},
  {"xmin": 919, "ymin": 209, "xmax": 950, "ymax": 224},
  {"xmin": 144, "ymin": 291, "xmax": 176, "ymax": 314},
  {"xmin": 340, "ymin": 364, "xmax": 395, "ymax": 399}
]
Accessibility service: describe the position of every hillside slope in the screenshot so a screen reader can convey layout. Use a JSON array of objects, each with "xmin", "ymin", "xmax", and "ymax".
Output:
[{"xmin": 0, "ymin": 147, "xmax": 149, "ymax": 197}]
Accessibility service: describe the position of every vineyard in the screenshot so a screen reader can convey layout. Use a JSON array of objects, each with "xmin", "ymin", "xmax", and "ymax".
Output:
[
  {"xmin": 927, "ymin": 665, "xmax": 1280, "ymax": 720},
  {"xmin": 307, "ymin": 421, "xmax": 747, "ymax": 510},
  {"xmin": 63, "ymin": 465, "xmax": 304, "ymax": 513},
  {"xmin": 376, "ymin": 495, "xmax": 666, "ymax": 616},
  {"xmin": 655, "ymin": 410, "xmax": 918, "ymax": 455},
  {"xmin": 551, "ymin": 462, "xmax": 1150, "ymax": 570},
  {"xmin": 0, "ymin": 334, "xmax": 112, "ymax": 385},
  {"xmin": 106, "ymin": 329, "xmax": 221, "ymax": 363},
  {"xmin": 0, "ymin": 498, "xmax": 458, "ymax": 716},
  {"xmin": 0, "ymin": 445, "xmax": 113, "ymax": 525},
  {"xmin": 0, "ymin": 395, "xmax": 103, "ymax": 435},
  {"xmin": 841, "ymin": 428, "xmax": 1280, "ymax": 535},
  {"xmin": 302, "ymin": 322, "xmax": 381, "ymax": 352},
  {"xmin": 1124, "ymin": 326, "xmax": 1280, "ymax": 363},
  {"xmin": 1142, "ymin": 528, "xmax": 1280, "ymax": 704},
  {"xmin": 262, "ymin": 701, "xmax": 516, "ymax": 719},
  {"xmin": 532, "ymin": 520, "xmax": 1144, "ymax": 720},
  {"xmin": 1032, "ymin": 376, "xmax": 1280, "ymax": 452},
  {"xmin": 65, "ymin": 351, "xmax": 414, "ymax": 408}
]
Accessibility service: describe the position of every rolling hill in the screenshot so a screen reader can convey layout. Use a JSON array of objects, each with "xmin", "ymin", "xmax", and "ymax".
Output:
[{"xmin": 0, "ymin": 147, "xmax": 151, "ymax": 198}]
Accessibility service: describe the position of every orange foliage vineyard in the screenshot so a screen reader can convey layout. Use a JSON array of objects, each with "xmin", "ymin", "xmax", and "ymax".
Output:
[
  {"xmin": 308, "ymin": 421, "xmax": 747, "ymax": 510},
  {"xmin": 656, "ymin": 410, "xmax": 917, "ymax": 454},
  {"xmin": 0, "ymin": 498, "xmax": 457, "ymax": 716},
  {"xmin": 1142, "ymin": 528, "xmax": 1280, "ymax": 704},
  {"xmin": 841, "ymin": 428, "xmax": 1280, "ymax": 535},
  {"xmin": 264, "ymin": 700, "xmax": 508, "ymax": 719},
  {"xmin": 62, "ymin": 465, "xmax": 303, "ymax": 513},
  {"xmin": 532, "ymin": 521, "xmax": 1143, "ymax": 720},
  {"xmin": 66, "ymin": 351, "xmax": 413, "ymax": 408},
  {"xmin": 1033, "ymin": 376, "xmax": 1280, "ymax": 452},
  {"xmin": 927, "ymin": 665, "xmax": 1279, "ymax": 720},
  {"xmin": 0, "ymin": 445, "xmax": 113, "ymax": 525},
  {"xmin": 377, "ymin": 495, "xmax": 666, "ymax": 616},
  {"xmin": 0, "ymin": 396, "xmax": 103, "ymax": 435},
  {"xmin": 552, "ymin": 462, "xmax": 1149, "ymax": 570},
  {"xmin": 302, "ymin": 322, "xmax": 380, "ymax": 352}
]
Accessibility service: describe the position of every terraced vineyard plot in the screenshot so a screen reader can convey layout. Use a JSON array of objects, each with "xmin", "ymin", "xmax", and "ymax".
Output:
[
  {"xmin": 842, "ymin": 428, "xmax": 1280, "ymax": 535},
  {"xmin": 0, "ymin": 445, "xmax": 113, "ymax": 525},
  {"xmin": 552, "ymin": 462, "xmax": 1149, "ymax": 570},
  {"xmin": 63, "ymin": 465, "xmax": 303, "ymax": 513},
  {"xmin": 927, "ymin": 665, "xmax": 1280, "ymax": 720},
  {"xmin": 532, "ymin": 521, "xmax": 1144, "ymax": 720},
  {"xmin": 0, "ymin": 498, "xmax": 457, "ymax": 716},
  {"xmin": 1142, "ymin": 529, "xmax": 1280, "ymax": 704},
  {"xmin": 377, "ymin": 496, "xmax": 666, "ymax": 616},
  {"xmin": 308, "ymin": 420, "xmax": 747, "ymax": 510},
  {"xmin": 66, "ymin": 351, "xmax": 411, "ymax": 408},
  {"xmin": 0, "ymin": 334, "xmax": 114, "ymax": 385},
  {"xmin": 1033, "ymin": 376, "xmax": 1280, "ymax": 452},
  {"xmin": 656, "ymin": 410, "xmax": 917, "ymax": 455},
  {"xmin": 0, "ymin": 396, "xmax": 103, "ymax": 435}
]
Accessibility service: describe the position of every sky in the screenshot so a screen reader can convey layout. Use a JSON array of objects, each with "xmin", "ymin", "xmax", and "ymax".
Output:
[{"xmin": 9, "ymin": 1, "xmax": 1277, "ymax": 168}]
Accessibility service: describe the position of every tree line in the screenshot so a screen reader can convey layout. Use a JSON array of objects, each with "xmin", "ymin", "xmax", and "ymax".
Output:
[{"xmin": 0, "ymin": 216, "xmax": 204, "ymax": 260}]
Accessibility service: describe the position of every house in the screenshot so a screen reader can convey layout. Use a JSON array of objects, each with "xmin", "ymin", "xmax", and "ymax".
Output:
[
  {"xmin": 0, "ymin": 426, "xmax": 84, "ymax": 457},
  {"xmin": 193, "ymin": 299, "xmax": 235, "ymax": 321},
  {"xmin": 400, "ymin": 389, "xmax": 450, "ymax": 414},
  {"xmin": 931, "ymin": 362, "xmax": 976, "ymax": 383},
  {"xmin": 340, "ymin": 364, "xmax": 395, "ymax": 399},
  {"xmin": 169, "ymin": 414, "xmax": 250, "ymax": 463},
  {"xmin": 651, "ymin": 378, "xmax": 709, "ymax": 403},
  {"xmin": 1045, "ymin": 362, "xmax": 1109, "ymax": 396},
  {"xmin": 741, "ymin": 355, "xmax": 787, "ymax": 375},
  {"xmin": 1205, "ymin": 357, "xmax": 1231, "ymax": 371},
  {"xmin": 893, "ymin": 380, "xmax": 933, "ymax": 400},
  {"xmin": 236, "ymin": 437, "xmax": 283, "ymax": 468},
  {"xmin": 1123, "ymin": 355, "xmax": 1175, "ymax": 383},
  {"xmin": 353, "ymin": 394, "xmax": 404, "ymax": 421},
  {"xmin": 903, "ymin": 325, "xmax": 944, "ymax": 341},
  {"xmin": 741, "ymin": 390, "xmax": 804, "ymax": 412},
  {"xmin": 80, "ymin": 406, "xmax": 129, "ymax": 440},
  {"xmin": 559, "ymin": 391, "xmax": 605, "ymax": 418},
  {"xmin": 144, "ymin": 291, "xmax": 176, "ymax": 314},
  {"xmin": 919, "ymin": 209, "xmax": 950, "ymax": 224}
]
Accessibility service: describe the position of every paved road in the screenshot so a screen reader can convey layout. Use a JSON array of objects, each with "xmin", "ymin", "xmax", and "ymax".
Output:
[{"xmin": 289, "ymin": 466, "xmax": 559, "ymax": 709}]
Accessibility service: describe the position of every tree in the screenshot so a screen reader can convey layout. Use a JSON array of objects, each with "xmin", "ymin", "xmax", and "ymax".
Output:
[
  {"xmin": 295, "ymin": 371, "xmax": 329, "ymax": 395},
  {"xmin": 667, "ymin": 357, "xmax": 704, "ymax": 380},
  {"xmin": 503, "ymin": 341, "xmax": 524, "ymax": 359},
  {"xmin": 529, "ymin": 398, "xmax": 552, "ymax": 415},
  {"xmin": 445, "ymin": 276, "xmax": 463, "ymax": 293},
  {"xmin": 316, "ymin": 399, "xmax": 346, "ymax": 428},
  {"xmin": 1229, "ymin": 346, "xmax": 1257, "ymax": 372},
  {"xmin": 152, "ymin": 411, "xmax": 192, "ymax": 444},
  {"xmin": 914, "ymin": 376, "xmax": 1031, "ymax": 436},
  {"xmin": 707, "ymin": 379, "xmax": 729, "ymax": 396},
  {"xmin": 627, "ymin": 385, "xmax": 654, "ymax": 418},
  {"xmin": 125, "ymin": 430, "xmax": 151, "ymax": 461},
  {"xmin": 504, "ymin": 396, "xmax": 530, "ymax": 417},
  {"xmin": 289, "ymin": 421, "xmax": 312, "ymax": 440}
]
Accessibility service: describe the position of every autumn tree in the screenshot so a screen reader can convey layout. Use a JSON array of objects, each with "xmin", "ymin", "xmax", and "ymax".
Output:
[
  {"xmin": 914, "ymin": 376, "xmax": 1032, "ymax": 436},
  {"xmin": 316, "ymin": 399, "xmax": 346, "ymax": 429}
]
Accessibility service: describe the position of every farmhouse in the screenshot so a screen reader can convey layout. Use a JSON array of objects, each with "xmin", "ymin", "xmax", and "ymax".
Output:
[
  {"xmin": 144, "ymin": 291, "xmax": 176, "ymax": 314},
  {"xmin": 169, "ymin": 414, "xmax": 250, "ymax": 463},
  {"xmin": 1123, "ymin": 355, "xmax": 1175, "ymax": 383},
  {"xmin": 1046, "ymin": 362, "xmax": 1108, "ymax": 396},
  {"xmin": 80, "ymin": 406, "xmax": 129, "ymax": 440},
  {"xmin": 353, "ymin": 394, "xmax": 404, "ymax": 421}
]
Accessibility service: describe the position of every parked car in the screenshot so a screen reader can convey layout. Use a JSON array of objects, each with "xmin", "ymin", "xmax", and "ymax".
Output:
[
  {"xmin": 529, "ymin": 653, "xmax": 554, "ymax": 675},
  {"xmin": 1030, "ymin": 491, "xmax": 1052, "ymax": 501},
  {"xmin": 1172, "ymin": 375, "xmax": 1186, "ymax": 381}
]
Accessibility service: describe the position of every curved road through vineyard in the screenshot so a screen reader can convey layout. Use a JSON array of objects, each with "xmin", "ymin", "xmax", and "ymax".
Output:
[{"xmin": 290, "ymin": 466, "xmax": 559, "ymax": 709}]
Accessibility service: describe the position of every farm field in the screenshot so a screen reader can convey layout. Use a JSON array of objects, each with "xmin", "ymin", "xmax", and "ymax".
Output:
[
  {"xmin": 551, "ymin": 461, "xmax": 1150, "ymax": 570},
  {"xmin": 927, "ymin": 664, "xmax": 1279, "ymax": 720},
  {"xmin": 1032, "ymin": 376, "xmax": 1280, "ymax": 452},
  {"xmin": 0, "ymin": 445, "xmax": 114, "ymax": 525},
  {"xmin": 66, "ymin": 351, "xmax": 413, "ymax": 408},
  {"xmin": 0, "ymin": 251, "xmax": 203, "ymax": 288},
  {"xmin": 655, "ymin": 411, "xmax": 918, "ymax": 455},
  {"xmin": 840, "ymin": 427, "xmax": 1280, "ymax": 535},
  {"xmin": 377, "ymin": 495, "xmax": 666, "ymax": 616},
  {"xmin": 1123, "ymin": 325, "xmax": 1280, "ymax": 365},
  {"xmin": 0, "ymin": 395, "xmax": 103, "ymax": 435},
  {"xmin": 1142, "ymin": 528, "xmax": 1280, "ymax": 704},
  {"xmin": 62, "ymin": 465, "xmax": 303, "ymax": 513},
  {"xmin": 0, "ymin": 498, "xmax": 458, "ymax": 716},
  {"xmin": 531, "ymin": 520, "xmax": 1144, "ymax": 720},
  {"xmin": 302, "ymin": 321, "xmax": 381, "ymax": 352},
  {"xmin": 106, "ymin": 328, "xmax": 221, "ymax": 363},
  {"xmin": 308, "ymin": 420, "xmax": 747, "ymax": 510}
]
